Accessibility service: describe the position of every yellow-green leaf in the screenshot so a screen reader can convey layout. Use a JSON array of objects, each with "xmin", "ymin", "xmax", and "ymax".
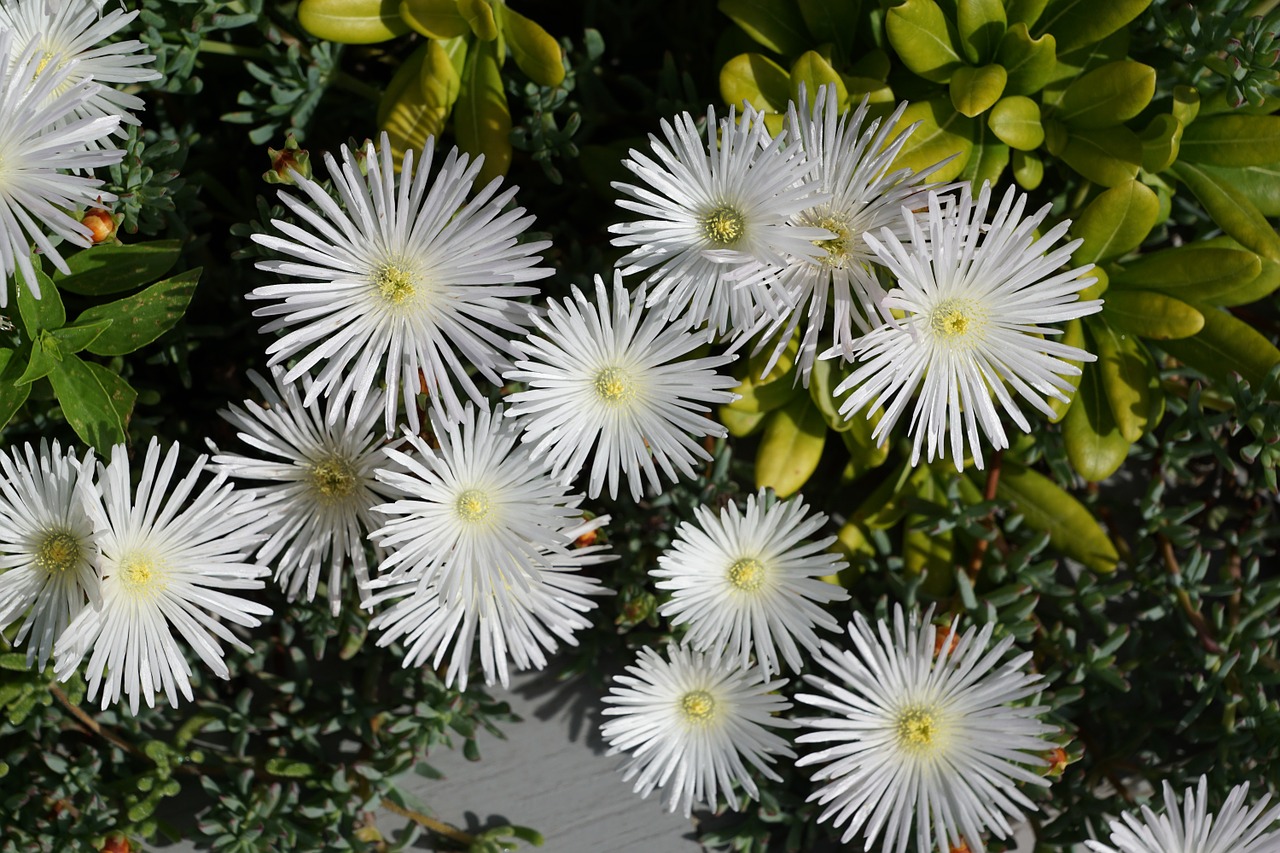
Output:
[
  {"xmin": 888, "ymin": 97, "xmax": 974, "ymax": 182},
  {"xmin": 1056, "ymin": 60, "xmax": 1155, "ymax": 129},
  {"xmin": 399, "ymin": 0, "xmax": 468, "ymax": 38},
  {"xmin": 960, "ymin": 121, "xmax": 1010, "ymax": 187},
  {"xmin": 797, "ymin": 0, "xmax": 859, "ymax": 61},
  {"xmin": 457, "ymin": 0, "xmax": 496, "ymax": 40},
  {"xmin": 1063, "ymin": 364, "xmax": 1129, "ymax": 485},
  {"xmin": 1011, "ymin": 147, "xmax": 1044, "ymax": 189},
  {"xmin": 839, "ymin": 409, "xmax": 889, "ymax": 473},
  {"xmin": 1103, "ymin": 290, "xmax": 1204, "ymax": 340},
  {"xmin": 1111, "ymin": 245, "xmax": 1261, "ymax": 302},
  {"xmin": 1172, "ymin": 84, "xmax": 1199, "ymax": 127},
  {"xmin": 720, "ymin": 53, "xmax": 791, "ymax": 112},
  {"xmin": 1090, "ymin": 317, "xmax": 1151, "ymax": 443},
  {"xmin": 1179, "ymin": 114, "xmax": 1280, "ymax": 167},
  {"xmin": 1070, "ymin": 180, "xmax": 1159, "ymax": 265},
  {"xmin": 1059, "ymin": 125, "xmax": 1142, "ymax": 187},
  {"xmin": 1033, "ymin": 0, "xmax": 1151, "ymax": 54},
  {"xmin": 1139, "ymin": 114, "xmax": 1182, "ymax": 173},
  {"xmin": 1160, "ymin": 302, "xmax": 1280, "ymax": 388},
  {"xmin": 455, "ymin": 38, "xmax": 511, "ymax": 186},
  {"xmin": 755, "ymin": 396, "xmax": 827, "ymax": 497},
  {"xmin": 886, "ymin": 0, "xmax": 964, "ymax": 84},
  {"xmin": 993, "ymin": 458, "xmax": 1120, "ymax": 571},
  {"xmin": 297, "ymin": 0, "xmax": 409, "ymax": 43},
  {"xmin": 1199, "ymin": 163, "xmax": 1280, "ymax": 218},
  {"xmin": 987, "ymin": 95, "xmax": 1043, "ymax": 149},
  {"xmin": 719, "ymin": 404, "xmax": 767, "ymax": 437},
  {"xmin": 957, "ymin": 0, "xmax": 1007, "ymax": 64},
  {"xmin": 1169, "ymin": 161, "xmax": 1280, "ymax": 262},
  {"xmin": 995, "ymin": 23, "xmax": 1056, "ymax": 96},
  {"xmin": 1007, "ymin": 0, "xmax": 1048, "ymax": 27},
  {"xmin": 949, "ymin": 63, "xmax": 1007, "ymax": 117},
  {"xmin": 791, "ymin": 51, "xmax": 847, "ymax": 110},
  {"xmin": 1047, "ymin": 317, "xmax": 1087, "ymax": 422},
  {"xmin": 378, "ymin": 43, "xmax": 446, "ymax": 164},
  {"xmin": 500, "ymin": 5, "xmax": 564, "ymax": 87},
  {"xmin": 76, "ymin": 269, "xmax": 201, "ymax": 357},
  {"xmin": 719, "ymin": 0, "xmax": 812, "ymax": 57}
]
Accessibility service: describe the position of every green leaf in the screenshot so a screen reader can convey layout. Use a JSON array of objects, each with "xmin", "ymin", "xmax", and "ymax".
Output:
[
  {"xmin": 265, "ymin": 758, "xmax": 317, "ymax": 778},
  {"xmin": 755, "ymin": 395, "xmax": 826, "ymax": 497},
  {"xmin": 1007, "ymin": 0, "xmax": 1048, "ymax": 27},
  {"xmin": 1160, "ymin": 303, "xmax": 1280, "ymax": 389},
  {"xmin": 76, "ymin": 269, "xmax": 199, "ymax": 357},
  {"xmin": 1111, "ymin": 246, "xmax": 1262, "ymax": 302},
  {"xmin": 52, "ymin": 239, "xmax": 181, "ymax": 296},
  {"xmin": 1169, "ymin": 161, "xmax": 1280, "ymax": 262},
  {"xmin": 16, "ymin": 266, "xmax": 63, "ymax": 333},
  {"xmin": 889, "ymin": 97, "xmax": 974, "ymax": 182},
  {"xmin": 1064, "ymin": 363, "xmax": 1130, "ymax": 482},
  {"xmin": 957, "ymin": 0, "xmax": 1006, "ymax": 64},
  {"xmin": 1070, "ymin": 180, "xmax": 1159, "ymax": 265},
  {"xmin": 1056, "ymin": 60, "xmax": 1155, "ymax": 129},
  {"xmin": 1011, "ymin": 147, "xmax": 1044, "ymax": 189},
  {"xmin": 0, "ymin": 348, "xmax": 29, "ymax": 434},
  {"xmin": 960, "ymin": 121, "xmax": 1010, "ymax": 187},
  {"xmin": 457, "ymin": 0, "xmax": 497, "ymax": 40},
  {"xmin": 718, "ymin": 0, "xmax": 812, "ymax": 57},
  {"xmin": 720, "ymin": 53, "xmax": 791, "ymax": 112},
  {"xmin": 1057, "ymin": 125, "xmax": 1142, "ymax": 187},
  {"xmin": 455, "ymin": 38, "xmax": 511, "ymax": 187},
  {"xmin": 886, "ymin": 0, "xmax": 964, "ymax": 84},
  {"xmin": 1172, "ymin": 84, "xmax": 1199, "ymax": 127},
  {"xmin": 1199, "ymin": 163, "xmax": 1280, "ymax": 217},
  {"xmin": 16, "ymin": 337, "xmax": 57, "ymax": 385},
  {"xmin": 53, "ymin": 320, "xmax": 113, "ymax": 355},
  {"xmin": 1047, "ymin": 317, "xmax": 1086, "ymax": 422},
  {"xmin": 1103, "ymin": 290, "xmax": 1204, "ymax": 340},
  {"xmin": 990, "ymin": 459, "xmax": 1119, "ymax": 572},
  {"xmin": 1139, "ymin": 114, "xmax": 1182, "ymax": 173},
  {"xmin": 47, "ymin": 356, "xmax": 135, "ymax": 451},
  {"xmin": 995, "ymin": 23, "xmax": 1056, "ymax": 96},
  {"xmin": 1179, "ymin": 115, "xmax": 1280, "ymax": 167},
  {"xmin": 839, "ymin": 406, "xmax": 889, "ymax": 472},
  {"xmin": 797, "ymin": 0, "xmax": 859, "ymax": 61},
  {"xmin": 1208, "ymin": 256, "xmax": 1280, "ymax": 307},
  {"xmin": 718, "ymin": 404, "xmax": 767, "ymax": 437},
  {"xmin": 791, "ymin": 51, "xmax": 848, "ymax": 109},
  {"xmin": 1090, "ymin": 317, "xmax": 1151, "ymax": 443},
  {"xmin": 399, "ymin": 0, "xmax": 468, "ymax": 38},
  {"xmin": 500, "ymin": 5, "xmax": 564, "ymax": 87},
  {"xmin": 949, "ymin": 63, "xmax": 1007, "ymax": 117},
  {"xmin": 296, "ymin": 0, "xmax": 410, "ymax": 43},
  {"xmin": 808, "ymin": 356, "xmax": 854, "ymax": 431},
  {"xmin": 1033, "ymin": 0, "xmax": 1151, "ymax": 55},
  {"xmin": 987, "ymin": 95, "xmax": 1043, "ymax": 150}
]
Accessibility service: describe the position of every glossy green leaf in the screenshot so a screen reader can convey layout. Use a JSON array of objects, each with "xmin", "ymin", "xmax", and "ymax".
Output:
[
  {"xmin": 755, "ymin": 395, "xmax": 827, "ymax": 497},
  {"xmin": 839, "ymin": 409, "xmax": 889, "ymax": 472},
  {"xmin": 1047, "ymin": 317, "xmax": 1086, "ymax": 422},
  {"xmin": 719, "ymin": 0, "xmax": 812, "ymax": 56},
  {"xmin": 1139, "ymin": 114, "xmax": 1182, "ymax": 173},
  {"xmin": 1111, "ymin": 246, "xmax": 1261, "ymax": 302},
  {"xmin": 378, "ymin": 44, "xmax": 445, "ymax": 164},
  {"xmin": 720, "ymin": 53, "xmax": 790, "ymax": 112},
  {"xmin": 957, "ymin": 0, "xmax": 1006, "ymax": 64},
  {"xmin": 728, "ymin": 369, "xmax": 802, "ymax": 414},
  {"xmin": 987, "ymin": 95, "xmax": 1042, "ymax": 149},
  {"xmin": 1160, "ymin": 303, "xmax": 1280, "ymax": 389},
  {"xmin": 1033, "ymin": 0, "xmax": 1151, "ymax": 55},
  {"xmin": 1104, "ymin": 290, "xmax": 1204, "ymax": 340},
  {"xmin": 1040, "ymin": 28, "xmax": 1132, "ymax": 107},
  {"xmin": 1064, "ymin": 363, "xmax": 1129, "ymax": 484},
  {"xmin": 719, "ymin": 404, "xmax": 767, "ymax": 437},
  {"xmin": 1208, "ymin": 256, "xmax": 1280, "ymax": 307},
  {"xmin": 501, "ymin": 5, "xmax": 565, "ymax": 87},
  {"xmin": 52, "ymin": 239, "xmax": 182, "ymax": 296},
  {"xmin": 1090, "ymin": 317, "xmax": 1150, "ymax": 442},
  {"xmin": 1011, "ymin": 147, "xmax": 1044, "ymax": 189},
  {"xmin": 1007, "ymin": 0, "xmax": 1048, "ymax": 27},
  {"xmin": 297, "ymin": 0, "xmax": 409, "ymax": 43},
  {"xmin": 791, "ymin": 51, "xmax": 847, "ymax": 109},
  {"xmin": 457, "ymin": 0, "xmax": 497, "ymax": 40},
  {"xmin": 399, "ymin": 0, "xmax": 467, "ymax": 38},
  {"xmin": 1070, "ymin": 180, "xmax": 1159, "ymax": 265},
  {"xmin": 797, "ymin": 0, "xmax": 859, "ymax": 61},
  {"xmin": 886, "ymin": 0, "xmax": 964, "ymax": 83},
  {"xmin": 16, "ymin": 336, "xmax": 56, "ymax": 386},
  {"xmin": 1199, "ymin": 163, "xmax": 1280, "ymax": 217},
  {"xmin": 52, "ymin": 320, "xmax": 113, "ymax": 355},
  {"xmin": 0, "ymin": 348, "xmax": 29, "ymax": 433},
  {"xmin": 455, "ymin": 38, "xmax": 511, "ymax": 186},
  {"xmin": 1056, "ymin": 60, "xmax": 1155, "ymax": 129},
  {"xmin": 808, "ymin": 356, "xmax": 853, "ymax": 431},
  {"xmin": 16, "ymin": 266, "xmax": 63, "ymax": 333},
  {"xmin": 995, "ymin": 23, "xmax": 1056, "ymax": 96},
  {"xmin": 841, "ymin": 74, "xmax": 894, "ymax": 106},
  {"xmin": 1058, "ymin": 125, "xmax": 1142, "ymax": 187},
  {"xmin": 47, "ymin": 356, "xmax": 135, "ymax": 451},
  {"xmin": 1169, "ymin": 161, "xmax": 1280, "ymax": 262},
  {"xmin": 1179, "ymin": 115, "xmax": 1280, "ymax": 167},
  {"xmin": 889, "ymin": 97, "xmax": 973, "ymax": 182},
  {"xmin": 949, "ymin": 63, "xmax": 1007, "ymax": 117},
  {"xmin": 993, "ymin": 458, "xmax": 1120, "ymax": 571},
  {"xmin": 960, "ymin": 121, "xmax": 1010, "ymax": 187},
  {"xmin": 75, "ymin": 269, "xmax": 200, "ymax": 357},
  {"xmin": 1172, "ymin": 84, "xmax": 1199, "ymax": 127}
]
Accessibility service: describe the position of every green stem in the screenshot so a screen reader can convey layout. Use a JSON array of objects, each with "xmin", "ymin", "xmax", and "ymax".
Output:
[{"xmin": 381, "ymin": 798, "xmax": 477, "ymax": 847}]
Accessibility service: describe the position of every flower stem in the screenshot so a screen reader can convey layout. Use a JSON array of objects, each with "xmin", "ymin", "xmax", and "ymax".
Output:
[{"xmin": 381, "ymin": 798, "xmax": 477, "ymax": 847}]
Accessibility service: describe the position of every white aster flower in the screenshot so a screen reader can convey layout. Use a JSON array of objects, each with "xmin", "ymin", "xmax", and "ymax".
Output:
[
  {"xmin": 0, "ymin": 29, "xmax": 121, "ymax": 300},
  {"xmin": 504, "ymin": 272, "xmax": 740, "ymax": 501},
  {"xmin": 250, "ymin": 133, "xmax": 552, "ymax": 435},
  {"xmin": 0, "ymin": 0, "xmax": 160, "ymax": 139},
  {"xmin": 53, "ymin": 439, "xmax": 272, "ymax": 714},
  {"xmin": 600, "ymin": 643, "xmax": 798, "ymax": 818},
  {"xmin": 366, "ymin": 515, "xmax": 612, "ymax": 690},
  {"xmin": 609, "ymin": 104, "xmax": 829, "ymax": 337},
  {"xmin": 830, "ymin": 183, "xmax": 1102, "ymax": 470},
  {"xmin": 211, "ymin": 367, "xmax": 399, "ymax": 616},
  {"xmin": 0, "ymin": 440, "xmax": 98, "ymax": 670},
  {"xmin": 796, "ymin": 605, "xmax": 1059, "ymax": 853},
  {"xmin": 1085, "ymin": 775, "xmax": 1280, "ymax": 853},
  {"xmin": 651, "ymin": 489, "xmax": 849, "ymax": 676},
  {"xmin": 745, "ymin": 86, "xmax": 942, "ymax": 384}
]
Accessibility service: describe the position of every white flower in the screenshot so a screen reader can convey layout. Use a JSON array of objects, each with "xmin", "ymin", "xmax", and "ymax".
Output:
[
  {"xmin": 609, "ymin": 104, "xmax": 828, "ymax": 337},
  {"xmin": 0, "ymin": 440, "xmax": 98, "ymax": 670},
  {"xmin": 504, "ymin": 272, "xmax": 740, "ymax": 501},
  {"xmin": 829, "ymin": 183, "xmax": 1102, "ymax": 470},
  {"xmin": 651, "ymin": 489, "xmax": 849, "ymax": 675},
  {"xmin": 250, "ymin": 133, "xmax": 552, "ymax": 435},
  {"xmin": 796, "ymin": 605, "xmax": 1059, "ymax": 853},
  {"xmin": 745, "ymin": 86, "xmax": 941, "ymax": 384},
  {"xmin": 0, "ymin": 29, "xmax": 122, "ymax": 300},
  {"xmin": 1085, "ymin": 775, "xmax": 1280, "ymax": 853},
  {"xmin": 53, "ymin": 440, "xmax": 272, "ymax": 714},
  {"xmin": 211, "ymin": 367, "xmax": 399, "ymax": 616},
  {"xmin": 0, "ymin": 0, "xmax": 160, "ymax": 139},
  {"xmin": 600, "ymin": 644, "xmax": 798, "ymax": 818},
  {"xmin": 365, "ymin": 515, "xmax": 612, "ymax": 690}
]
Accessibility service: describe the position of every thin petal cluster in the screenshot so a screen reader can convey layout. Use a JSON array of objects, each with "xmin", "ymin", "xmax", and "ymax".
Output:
[
  {"xmin": 831, "ymin": 183, "xmax": 1102, "ymax": 470},
  {"xmin": 796, "ymin": 605, "xmax": 1058, "ymax": 853},
  {"xmin": 652, "ymin": 489, "xmax": 849, "ymax": 675},
  {"xmin": 600, "ymin": 644, "xmax": 797, "ymax": 818},
  {"xmin": 505, "ymin": 272, "xmax": 739, "ymax": 500},
  {"xmin": 250, "ymin": 133, "xmax": 552, "ymax": 435},
  {"xmin": 1085, "ymin": 775, "xmax": 1280, "ymax": 853}
]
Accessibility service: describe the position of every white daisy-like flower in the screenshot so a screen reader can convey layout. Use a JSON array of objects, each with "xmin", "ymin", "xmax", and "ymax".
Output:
[
  {"xmin": 0, "ymin": 29, "xmax": 122, "ymax": 300},
  {"xmin": 1085, "ymin": 775, "xmax": 1280, "ymax": 853},
  {"xmin": 211, "ymin": 367, "xmax": 399, "ymax": 616},
  {"xmin": 504, "ymin": 272, "xmax": 740, "ymax": 501},
  {"xmin": 600, "ymin": 643, "xmax": 798, "ymax": 818},
  {"xmin": 651, "ymin": 489, "xmax": 849, "ymax": 676},
  {"xmin": 53, "ymin": 439, "xmax": 272, "ymax": 714},
  {"xmin": 796, "ymin": 605, "xmax": 1059, "ymax": 853},
  {"xmin": 609, "ymin": 104, "xmax": 829, "ymax": 337},
  {"xmin": 250, "ymin": 133, "xmax": 552, "ymax": 435},
  {"xmin": 0, "ymin": 440, "xmax": 98, "ymax": 670},
  {"xmin": 745, "ymin": 86, "xmax": 943, "ymax": 384},
  {"xmin": 365, "ymin": 514, "xmax": 612, "ymax": 690},
  {"xmin": 829, "ymin": 183, "xmax": 1102, "ymax": 470},
  {"xmin": 0, "ymin": 0, "xmax": 160, "ymax": 139}
]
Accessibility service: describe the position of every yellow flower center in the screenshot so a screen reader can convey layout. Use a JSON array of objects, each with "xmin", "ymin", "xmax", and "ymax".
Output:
[
  {"xmin": 375, "ymin": 264, "xmax": 417, "ymax": 305},
  {"xmin": 679, "ymin": 690, "xmax": 717, "ymax": 724},
  {"xmin": 308, "ymin": 455, "xmax": 359, "ymax": 503},
  {"xmin": 895, "ymin": 707, "xmax": 943, "ymax": 754},
  {"xmin": 811, "ymin": 214, "xmax": 853, "ymax": 269},
  {"xmin": 726, "ymin": 557, "xmax": 766, "ymax": 592},
  {"xmin": 593, "ymin": 367, "xmax": 636, "ymax": 405},
  {"xmin": 455, "ymin": 489, "xmax": 491, "ymax": 523},
  {"xmin": 117, "ymin": 554, "xmax": 165, "ymax": 595},
  {"xmin": 35, "ymin": 530, "xmax": 81, "ymax": 575},
  {"xmin": 700, "ymin": 205, "xmax": 745, "ymax": 247},
  {"xmin": 928, "ymin": 298, "xmax": 985, "ymax": 341}
]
